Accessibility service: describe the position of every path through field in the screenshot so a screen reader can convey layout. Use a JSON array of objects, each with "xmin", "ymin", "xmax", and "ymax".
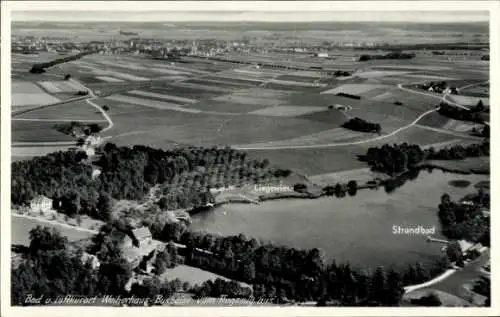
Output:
[{"xmin": 235, "ymin": 80, "xmax": 487, "ymax": 151}]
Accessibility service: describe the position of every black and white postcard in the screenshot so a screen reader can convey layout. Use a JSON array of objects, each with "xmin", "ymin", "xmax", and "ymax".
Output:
[{"xmin": 1, "ymin": 1, "xmax": 498, "ymax": 316}]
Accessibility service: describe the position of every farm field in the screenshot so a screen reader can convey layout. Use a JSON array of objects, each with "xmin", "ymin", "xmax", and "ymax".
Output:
[
  {"xmin": 14, "ymin": 99, "xmax": 106, "ymax": 121},
  {"xmin": 12, "ymin": 215, "xmax": 94, "ymax": 246},
  {"xmin": 103, "ymin": 94, "xmax": 202, "ymax": 113},
  {"xmin": 309, "ymin": 168, "xmax": 390, "ymax": 187},
  {"xmin": 11, "ymin": 47, "xmax": 490, "ymax": 179},
  {"xmin": 12, "ymin": 81, "xmax": 61, "ymax": 107},
  {"xmin": 243, "ymin": 125, "xmax": 464, "ymax": 175},
  {"xmin": 12, "ymin": 120, "xmax": 76, "ymax": 143},
  {"xmin": 147, "ymin": 85, "xmax": 224, "ymax": 100},
  {"xmin": 422, "ymin": 156, "xmax": 490, "ymax": 174},
  {"xmin": 447, "ymin": 94, "xmax": 490, "ymax": 107},
  {"xmin": 190, "ymin": 99, "xmax": 271, "ymax": 113},
  {"xmin": 12, "ymin": 145, "xmax": 74, "ymax": 162}
]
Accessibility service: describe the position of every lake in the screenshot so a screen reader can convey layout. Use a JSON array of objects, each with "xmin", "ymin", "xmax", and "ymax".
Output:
[{"xmin": 191, "ymin": 170, "xmax": 488, "ymax": 270}]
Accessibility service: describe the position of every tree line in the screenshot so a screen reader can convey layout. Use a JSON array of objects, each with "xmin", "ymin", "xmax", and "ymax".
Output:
[
  {"xmin": 54, "ymin": 121, "xmax": 102, "ymax": 136},
  {"xmin": 12, "ymin": 144, "xmax": 291, "ymax": 222},
  {"xmin": 150, "ymin": 226, "xmax": 453, "ymax": 305},
  {"xmin": 437, "ymin": 103, "xmax": 487, "ymax": 123},
  {"xmin": 361, "ymin": 141, "xmax": 490, "ymax": 176},
  {"xmin": 342, "ymin": 117, "xmax": 381, "ymax": 134},
  {"xmin": 29, "ymin": 51, "xmax": 95, "ymax": 73},
  {"xmin": 438, "ymin": 192, "xmax": 490, "ymax": 247},
  {"xmin": 12, "ymin": 225, "xmax": 184, "ymax": 306},
  {"xmin": 359, "ymin": 51, "xmax": 415, "ymax": 62}
]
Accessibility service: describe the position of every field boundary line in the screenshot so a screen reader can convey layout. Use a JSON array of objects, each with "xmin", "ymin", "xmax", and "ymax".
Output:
[
  {"xmin": 235, "ymin": 107, "xmax": 437, "ymax": 150},
  {"xmin": 12, "ymin": 213, "xmax": 98, "ymax": 234}
]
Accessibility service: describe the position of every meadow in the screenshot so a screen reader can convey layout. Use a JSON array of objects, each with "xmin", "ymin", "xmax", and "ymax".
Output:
[
  {"xmin": 12, "ymin": 120, "xmax": 75, "ymax": 143},
  {"xmin": 14, "ymin": 99, "xmax": 106, "ymax": 121},
  {"xmin": 12, "ymin": 215, "xmax": 94, "ymax": 246},
  {"xmin": 11, "ymin": 48, "xmax": 489, "ymax": 179}
]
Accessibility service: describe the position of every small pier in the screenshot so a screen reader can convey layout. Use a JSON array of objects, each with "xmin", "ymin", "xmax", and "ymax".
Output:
[{"xmin": 426, "ymin": 236, "xmax": 449, "ymax": 244}]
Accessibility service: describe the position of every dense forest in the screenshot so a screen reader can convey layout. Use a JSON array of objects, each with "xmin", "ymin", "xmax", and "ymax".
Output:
[
  {"xmin": 361, "ymin": 141, "xmax": 490, "ymax": 175},
  {"xmin": 12, "ymin": 226, "xmax": 185, "ymax": 306},
  {"xmin": 438, "ymin": 192, "xmax": 490, "ymax": 246},
  {"xmin": 148, "ymin": 225, "xmax": 452, "ymax": 305},
  {"xmin": 342, "ymin": 117, "xmax": 381, "ymax": 134},
  {"xmin": 12, "ymin": 144, "xmax": 291, "ymax": 220}
]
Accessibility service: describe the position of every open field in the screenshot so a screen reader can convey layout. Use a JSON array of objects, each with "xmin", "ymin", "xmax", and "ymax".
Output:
[
  {"xmin": 355, "ymin": 70, "xmax": 412, "ymax": 78},
  {"xmin": 12, "ymin": 145, "xmax": 73, "ymax": 162},
  {"xmin": 147, "ymin": 85, "xmax": 223, "ymax": 100},
  {"xmin": 104, "ymin": 94, "xmax": 202, "ymax": 113},
  {"xmin": 14, "ymin": 99, "xmax": 106, "ymax": 121},
  {"xmin": 12, "ymin": 215, "xmax": 94, "ymax": 246},
  {"xmin": 192, "ymin": 100, "xmax": 268, "ymax": 113},
  {"xmin": 12, "ymin": 120, "xmax": 75, "ymax": 143},
  {"xmin": 126, "ymin": 90, "xmax": 198, "ymax": 104},
  {"xmin": 159, "ymin": 265, "xmax": 251, "ymax": 289},
  {"xmin": 12, "ymin": 81, "xmax": 61, "ymax": 107},
  {"xmin": 249, "ymin": 105, "xmax": 326, "ymax": 117},
  {"xmin": 421, "ymin": 156, "xmax": 489, "ymax": 174},
  {"xmin": 447, "ymin": 95, "xmax": 489, "ymax": 107},
  {"xmin": 244, "ymin": 125, "xmax": 464, "ymax": 175},
  {"xmin": 212, "ymin": 88, "xmax": 292, "ymax": 108},
  {"xmin": 309, "ymin": 168, "xmax": 390, "ymax": 186},
  {"xmin": 321, "ymin": 83, "xmax": 387, "ymax": 95},
  {"xmin": 37, "ymin": 80, "xmax": 82, "ymax": 93},
  {"xmin": 184, "ymin": 78, "xmax": 257, "ymax": 89},
  {"xmin": 12, "ymin": 92, "xmax": 60, "ymax": 107}
]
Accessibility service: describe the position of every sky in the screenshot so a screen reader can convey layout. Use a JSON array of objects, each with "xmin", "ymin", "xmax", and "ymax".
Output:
[
  {"xmin": 12, "ymin": 11, "xmax": 490, "ymax": 23},
  {"xmin": 9, "ymin": 1, "xmax": 491, "ymax": 22}
]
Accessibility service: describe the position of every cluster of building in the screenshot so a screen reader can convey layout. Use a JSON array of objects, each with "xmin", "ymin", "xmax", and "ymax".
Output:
[{"xmin": 12, "ymin": 33, "xmax": 394, "ymax": 59}]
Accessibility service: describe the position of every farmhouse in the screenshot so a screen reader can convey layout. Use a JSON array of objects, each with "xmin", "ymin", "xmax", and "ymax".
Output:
[
  {"xmin": 80, "ymin": 252, "xmax": 100, "ymax": 269},
  {"xmin": 123, "ymin": 226, "xmax": 153, "ymax": 248},
  {"xmin": 30, "ymin": 195, "xmax": 53, "ymax": 214}
]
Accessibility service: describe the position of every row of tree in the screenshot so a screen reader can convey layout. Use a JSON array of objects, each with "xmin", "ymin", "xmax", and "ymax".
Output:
[
  {"xmin": 437, "ymin": 103, "xmax": 486, "ymax": 123},
  {"xmin": 359, "ymin": 51, "xmax": 415, "ymax": 62},
  {"xmin": 54, "ymin": 121, "xmax": 102, "ymax": 136},
  {"xmin": 149, "ymin": 228, "xmax": 451, "ymax": 305},
  {"xmin": 29, "ymin": 51, "xmax": 94, "ymax": 73},
  {"xmin": 322, "ymin": 181, "xmax": 358, "ymax": 197},
  {"xmin": 12, "ymin": 226, "xmax": 186, "ymax": 306},
  {"xmin": 361, "ymin": 141, "xmax": 490, "ymax": 176},
  {"xmin": 12, "ymin": 144, "xmax": 290, "ymax": 221},
  {"xmin": 342, "ymin": 117, "xmax": 382, "ymax": 134}
]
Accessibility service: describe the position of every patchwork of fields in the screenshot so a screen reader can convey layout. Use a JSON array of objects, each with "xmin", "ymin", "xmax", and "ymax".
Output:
[{"xmin": 12, "ymin": 52, "xmax": 489, "ymax": 176}]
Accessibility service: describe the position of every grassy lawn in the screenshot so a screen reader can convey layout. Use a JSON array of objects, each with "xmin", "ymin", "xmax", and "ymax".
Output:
[
  {"xmin": 159, "ymin": 265, "xmax": 251, "ymax": 289},
  {"xmin": 12, "ymin": 215, "xmax": 94, "ymax": 246}
]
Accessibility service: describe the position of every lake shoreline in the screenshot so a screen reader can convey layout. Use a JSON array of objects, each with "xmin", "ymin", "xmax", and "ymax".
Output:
[{"xmin": 192, "ymin": 162, "xmax": 488, "ymax": 215}]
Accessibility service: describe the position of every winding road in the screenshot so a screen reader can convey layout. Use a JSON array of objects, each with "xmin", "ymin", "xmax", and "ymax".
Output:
[
  {"xmin": 12, "ymin": 71, "xmax": 487, "ymax": 152},
  {"xmin": 234, "ymin": 81, "xmax": 488, "ymax": 151}
]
